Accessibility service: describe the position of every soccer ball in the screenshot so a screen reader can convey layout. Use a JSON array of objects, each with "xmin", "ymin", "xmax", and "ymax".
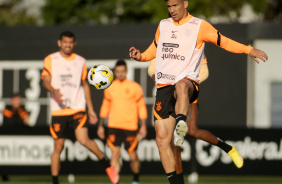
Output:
[{"xmin": 88, "ymin": 64, "xmax": 114, "ymax": 90}]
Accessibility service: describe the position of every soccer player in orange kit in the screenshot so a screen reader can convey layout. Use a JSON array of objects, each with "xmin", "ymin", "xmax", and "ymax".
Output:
[
  {"xmin": 129, "ymin": 1, "xmax": 268, "ymax": 183},
  {"xmin": 98, "ymin": 60, "xmax": 147, "ymax": 184}
]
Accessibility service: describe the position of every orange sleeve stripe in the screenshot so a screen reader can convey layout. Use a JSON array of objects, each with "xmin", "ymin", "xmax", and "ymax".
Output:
[
  {"xmin": 107, "ymin": 139, "xmax": 115, "ymax": 149},
  {"xmin": 197, "ymin": 20, "xmax": 253, "ymax": 54},
  {"xmin": 128, "ymin": 135, "xmax": 139, "ymax": 153},
  {"xmin": 76, "ymin": 114, "xmax": 87, "ymax": 129},
  {"xmin": 81, "ymin": 63, "xmax": 87, "ymax": 81},
  {"xmin": 220, "ymin": 34, "xmax": 253, "ymax": 54},
  {"xmin": 3, "ymin": 109, "xmax": 13, "ymax": 118},
  {"xmin": 154, "ymin": 110, "xmax": 162, "ymax": 120},
  {"xmin": 50, "ymin": 126, "xmax": 58, "ymax": 139},
  {"xmin": 192, "ymin": 99, "xmax": 198, "ymax": 104}
]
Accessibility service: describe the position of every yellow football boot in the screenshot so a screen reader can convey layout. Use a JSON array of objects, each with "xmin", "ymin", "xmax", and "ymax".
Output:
[{"xmin": 228, "ymin": 146, "xmax": 244, "ymax": 168}]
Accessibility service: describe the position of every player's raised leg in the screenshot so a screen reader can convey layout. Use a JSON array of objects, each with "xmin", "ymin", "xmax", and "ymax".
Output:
[
  {"xmin": 187, "ymin": 103, "xmax": 243, "ymax": 168},
  {"xmin": 51, "ymin": 138, "xmax": 65, "ymax": 184},
  {"xmin": 75, "ymin": 127, "xmax": 119, "ymax": 183},
  {"xmin": 155, "ymin": 115, "xmax": 179, "ymax": 184},
  {"xmin": 174, "ymin": 79, "xmax": 195, "ymax": 147}
]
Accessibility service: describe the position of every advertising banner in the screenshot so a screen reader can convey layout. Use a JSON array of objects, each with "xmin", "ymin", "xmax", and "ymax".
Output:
[{"xmin": 0, "ymin": 127, "xmax": 281, "ymax": 175}]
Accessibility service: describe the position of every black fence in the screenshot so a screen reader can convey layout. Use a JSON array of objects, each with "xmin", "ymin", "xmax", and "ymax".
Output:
[{"xmin": 0, "ymin": 127, "xmax": 282, "ymax": 175}]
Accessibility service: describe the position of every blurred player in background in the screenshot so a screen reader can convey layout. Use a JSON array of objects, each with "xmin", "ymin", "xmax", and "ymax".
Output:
[
  {"xmin": 130, "ymin": 0, "xmax": 268, "ymax": 183},
  {"xmin": 41, "ymin": 31, "xmax": 118, "ymax": 184},
  {"xmin": 2, "ymin": 93, "xmax": 29, "ymax": 181},
  {"xmin": 2, "ymin": 93, "xmax": 29, "ymax": 128},
  {"xmin": 98, "ymin": 59, "xmax": 147, "ymax": 184}
]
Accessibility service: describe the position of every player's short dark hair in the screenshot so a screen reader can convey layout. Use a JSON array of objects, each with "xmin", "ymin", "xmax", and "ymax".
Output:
[
  {"xmin": 11, "ymin": 93, "xmax": 21, "ymax": 98},
  {"xmin": 115, "ymin": 59, "xmax": 127, "ymax": 69},
  {"xmin": 59, "ymin": 31, "xmax": 76, "ymax": 41}
]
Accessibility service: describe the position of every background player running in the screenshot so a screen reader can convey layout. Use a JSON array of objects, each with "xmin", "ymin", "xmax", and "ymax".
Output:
[
  {"xmin": 41, "ymin": 31, "xmax": 119, "ymax": 184},
  {"xmin": 129, "ymin": 0, "xmax": 268, "ymax": 183},
  {"xmin": 98, "ymin": 59, "xmax": 147, "ymax": 184}
]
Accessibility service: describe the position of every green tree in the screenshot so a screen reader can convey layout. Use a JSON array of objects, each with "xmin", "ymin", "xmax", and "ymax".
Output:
[
  {"xmin": 41, "ymin": 0, "xmax": 272, "ymax": 25},
  {"xmin": 0, "ymin": 0, "xmax": 38, "ymax": 26},
  {"xmin": 0, "ymin": 0, "xmax": 280, "ymax": 26}
]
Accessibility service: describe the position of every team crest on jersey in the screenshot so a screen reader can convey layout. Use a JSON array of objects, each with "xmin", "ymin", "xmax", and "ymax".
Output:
[
  {"xmin": 171, "ymin": 34, "xmax": 177, "ymax": 39},
  {"xmin": 54, "ymin": 123, "xmax": 61, "ymax": 132},
  {"xmin": 156, "ymin": 102, "xmax": 162, "ymax": 111}
]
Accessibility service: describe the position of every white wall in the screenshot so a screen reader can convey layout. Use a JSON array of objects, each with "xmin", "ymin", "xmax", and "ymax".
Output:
[{"xmin": 250, "ymin": 40, "xmax": 282, "ymax": 128}]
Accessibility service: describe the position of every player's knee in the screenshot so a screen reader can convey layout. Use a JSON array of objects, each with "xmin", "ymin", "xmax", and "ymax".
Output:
[
  {"xmin": 53, "ymin": 144, "xmax": 64, "ymax": 154},
  {"xmin": 111, "ymin": 149, "xmax": 121, "ymax": 160},
  {"xmin": 176, "ymin": 80, "xmax": 188, "ymax": 93},
  {"xmin": 128, "ymin": 151, "xmax": 138, "ymax": 161},
  {"xmin": 155, "ymin": 136, "xmax": 169, "ymax": 149}
]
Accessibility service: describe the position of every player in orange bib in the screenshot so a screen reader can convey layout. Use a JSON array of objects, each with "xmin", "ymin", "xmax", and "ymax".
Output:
[
  {"xmin": 129, "ymin": 0, "xmax": 268, "ymax": 183},
  {"xmin": 41, "ymin": 31, "xmax": 119, "ymax": 184},
  {"xmin": 98, "ymin": 60, "xmax": 148, "ymax": 184}
]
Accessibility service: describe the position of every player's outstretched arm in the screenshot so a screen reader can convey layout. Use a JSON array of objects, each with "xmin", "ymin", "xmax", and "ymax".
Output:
[
  {"xmin": 129, "ymin": 47, "xmax": 142, "ymax": 61},
  {"xmin": 249, "ymin": 48, "xmax": 268, "ymax": 64}
]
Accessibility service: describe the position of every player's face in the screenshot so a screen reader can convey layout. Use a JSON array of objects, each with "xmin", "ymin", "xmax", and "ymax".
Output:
[
  {"xmin": 11, "ymin": 96, "xmax": 21, "ymax": 109},
  {"xmin": 167, "ymin": 0, "xmax": 188, "ymax": 22},
  {"xmin": 114, "ymin": 65, "xmax": 127, "ymax": 81},
  {"xmin": 57, "ymin": 36, "xmax": 76, "ymax": 56}
]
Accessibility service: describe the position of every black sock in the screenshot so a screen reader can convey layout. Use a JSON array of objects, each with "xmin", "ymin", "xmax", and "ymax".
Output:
[
  {"xmin": 176, "ymin": 114, "xmax": 187, "ymax": 124},
  {"xmin": 166, "ymin": 171, "xmax": 179, "ymax": 184},
  {"xmin": 177, "ymin": 172, "xmax": 184, "ymax": 184},
  {"xmin": 99, "ymin": 155, "xmax": 111, "ymax": 170},
  {"xmin": 133, "ymin": 173, "xmax": 139, "ymax": 182},
  {"xmin": 52, "ymin": 175, "xmax": 59, "ymax": 184},
  {"xmin": 217, "ymin": 138, "xmax": 232, "ymax": 153}
]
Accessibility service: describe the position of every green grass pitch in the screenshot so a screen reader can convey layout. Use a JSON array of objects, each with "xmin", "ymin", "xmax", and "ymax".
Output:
[{"xmin": 4, "ymin": 175, "xmax": 282, "ymax": 184}]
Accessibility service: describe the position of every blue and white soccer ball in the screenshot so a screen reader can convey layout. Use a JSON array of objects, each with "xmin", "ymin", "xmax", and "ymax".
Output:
[{"xmin": 88, "ymin": 64, "xmax": 114, "ymax": 90}]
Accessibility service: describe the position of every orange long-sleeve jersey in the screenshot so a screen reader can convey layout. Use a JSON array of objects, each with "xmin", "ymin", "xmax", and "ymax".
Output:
[
  {"xmin": 140, "ymin": 13, "xmax": 253, "ymax": 62},
  {"xmin": 100, "ymin": 79, "xmax": 147, "ymax": 131}
]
